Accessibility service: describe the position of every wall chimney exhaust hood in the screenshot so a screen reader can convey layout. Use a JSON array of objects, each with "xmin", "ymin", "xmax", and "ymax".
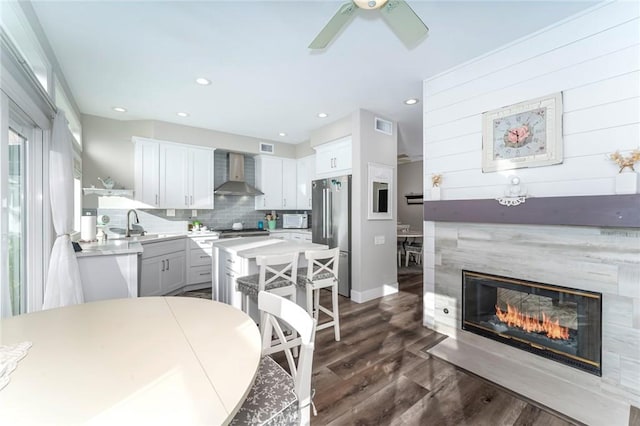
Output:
[{"xmin": 214, "ymin": 152, "xmax": 264, "ymax": 196}]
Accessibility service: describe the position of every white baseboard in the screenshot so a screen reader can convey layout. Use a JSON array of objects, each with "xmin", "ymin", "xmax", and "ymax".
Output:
[{"xmin": 351, "ymin": 283, "xmax": 398, "ymax": 303}]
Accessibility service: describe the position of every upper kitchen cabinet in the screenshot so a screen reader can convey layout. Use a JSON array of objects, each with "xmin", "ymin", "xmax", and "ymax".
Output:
[
  {"xmin": 134, "ymin": 137, "xmax": 215, "ymax": 209},
  {"xmin": 282, "ymin": 158, "xmax": 297, "ymax": 209},
  {"xmin": 254, "ymin": 155, "xmax": 297, "ymax": 210},
  {"xmin": 314, "ymin": 136, "xmax": 352, "ymax": 178},
  {"xmin": 187, "ymin": 147, "xmax": 215, "ymax": 209},
  {"xmin": 296, "ymin": 155, "xmax": 315, "ymax": 210},
  {"xmin": 134, "ymin": 137, "xmax": 160, "ymax": 206},
  {"xmin": 160, "ymin": 143, "xmax": 189, "ymax": 208}
]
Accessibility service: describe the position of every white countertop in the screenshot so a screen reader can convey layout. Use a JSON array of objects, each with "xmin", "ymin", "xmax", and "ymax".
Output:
[
  {"xmin": 77, "ymin": 231, "xmax": 220, "ymax": 257},
  {"xmin": 76, "ymin": 239, "xmax": 144, "ymax": 258},
  {"xmin": 212, "ymin": 236, "xmax": 326, "ymax": 259},
  {"xmin": 0, "ymin": 297, "xmax": 261, "ymax": 425}
]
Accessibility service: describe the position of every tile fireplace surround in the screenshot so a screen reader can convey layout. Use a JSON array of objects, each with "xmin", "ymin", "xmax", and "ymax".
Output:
[{"xmin": 422, "ymin": 196, "xmax": 640, "ymax": 425}]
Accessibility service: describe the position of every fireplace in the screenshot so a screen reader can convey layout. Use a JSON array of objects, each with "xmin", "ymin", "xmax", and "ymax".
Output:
[{"xmin": 462, "ymin": 270, "xmax": 602, "ymax": 376}]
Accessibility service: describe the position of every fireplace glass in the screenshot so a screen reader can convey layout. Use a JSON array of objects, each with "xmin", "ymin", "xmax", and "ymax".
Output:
[{"xmin": 462, "ymin": 270, "xmax": 602, "ymax": 376}]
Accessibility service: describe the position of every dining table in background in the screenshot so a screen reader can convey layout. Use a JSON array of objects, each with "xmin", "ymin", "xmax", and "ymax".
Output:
[
  {"xmin": 0, "ymin": 297, "xmax": 261, "ymax": 425},
  {"xmin": 397, "ymin": 228, "xmax": 423, "ymax": 247}
]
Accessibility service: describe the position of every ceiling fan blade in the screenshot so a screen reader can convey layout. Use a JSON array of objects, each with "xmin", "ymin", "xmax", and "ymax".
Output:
[
  {"xmin": 309, "ymin": 2, "xmax": 357, "ymax": 49},
  {"xmin": 380, "ymin": 0, "xmax": 428, "ymax": 46}
]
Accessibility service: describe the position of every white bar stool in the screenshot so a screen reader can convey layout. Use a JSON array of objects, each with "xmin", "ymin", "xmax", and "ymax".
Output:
[
  {"xmin": 236, "ymin": 252, "xmax": 299, "ymax": 330},
  {"xmin": 299, "ymin": 247, "xmax": 341, "ymax": 342}
]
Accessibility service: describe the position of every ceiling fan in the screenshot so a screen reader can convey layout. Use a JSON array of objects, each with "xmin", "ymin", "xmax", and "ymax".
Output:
[{"xmin": 309, "ymin": 0, "xmax": 428, "ymax": 49}]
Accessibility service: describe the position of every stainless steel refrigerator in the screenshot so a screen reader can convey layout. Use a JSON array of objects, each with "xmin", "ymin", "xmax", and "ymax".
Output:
[{"xmin": 312, "ymin": 175, "xmax": 351, "ymax": 297}]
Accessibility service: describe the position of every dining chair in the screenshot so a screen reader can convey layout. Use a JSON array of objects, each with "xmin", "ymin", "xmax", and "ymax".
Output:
[
  {"xmin": 405, "ymin": 243, "xmax": 423, "ymax": 267},
  {"xmin": 231, "ymin": 291, "xmax": 316, "ymax": 426},
  {"xmin": 397, "ymin": 224, "xmax": 411, "ymax": 267},
  {"xmin": 298, "ymin": 247, "xmax": 340, "ymax": 341}
]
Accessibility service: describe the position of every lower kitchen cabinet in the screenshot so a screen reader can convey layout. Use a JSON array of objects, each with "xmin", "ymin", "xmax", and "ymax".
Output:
[
  {"xmin": 216, "ymin": 250, "xmax": 256, "ymax": 312},
  {"xmin": 187, "ymin": 235, "xmax": 217, "ymax": 286},
  {"xmin": 139, "ymin": 239, "xmax": 187, "ymax": 297}
]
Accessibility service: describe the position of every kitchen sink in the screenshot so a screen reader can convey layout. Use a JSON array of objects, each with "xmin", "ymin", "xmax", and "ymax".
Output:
[{"xmin": 110, "ymin": 234, "xmax": 159, "ymax": 241}]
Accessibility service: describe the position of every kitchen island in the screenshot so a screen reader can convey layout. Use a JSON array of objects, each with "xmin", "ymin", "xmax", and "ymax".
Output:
[{"xmin": 212, "ymin": 237, "xmax": 327, "ymax": 320}]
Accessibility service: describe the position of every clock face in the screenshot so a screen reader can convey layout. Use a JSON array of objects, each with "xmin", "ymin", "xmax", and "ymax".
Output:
[{"xmin": 493, "ymin": 107, "xmax": 547, "ymax": 160}]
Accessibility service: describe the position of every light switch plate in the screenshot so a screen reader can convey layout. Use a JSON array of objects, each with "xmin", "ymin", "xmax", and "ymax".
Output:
[
  {"xmin": 192, "ymin": 209, "xmax": 197, "ymax": 217},
  {"xmin": 166, "ymin": 209, "xmax": 175, "ymax": 217},
  {"xmin": 374, "ymin": 235, "xmax": 385, "ymax": 245}
]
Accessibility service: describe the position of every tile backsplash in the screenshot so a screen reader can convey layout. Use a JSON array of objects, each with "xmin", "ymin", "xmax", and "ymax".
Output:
[{"xmin": 87, "ymin": 151, "xmax": 310, "ymax": 234}]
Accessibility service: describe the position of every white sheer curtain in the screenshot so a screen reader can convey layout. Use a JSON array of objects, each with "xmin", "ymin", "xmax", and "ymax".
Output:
[{"xmin": 42, "ymin": 111, "xmax": 83, "ymax": 309}]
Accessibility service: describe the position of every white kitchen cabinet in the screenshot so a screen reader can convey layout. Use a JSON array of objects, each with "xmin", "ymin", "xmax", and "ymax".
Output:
[
  {"xmin": 134, "ymin": 137, "xmax": 215, "ymax": 209},
  {"xmin": 139, "ymin": 239, "xmax": 186, "ymax": 296},
  {"xmin": 290, "ymin": 232, "xmax": 312, "ymax": 242},
  {"xmin": 255, "ymin": 156, "xmax": 282, "ymax": 210},
  {"xmin": 314, "ymin": 136, "xmax": 352, "ymax": 178},
  {"xmin": 189, "ymin": 147, "xmax": 215, "ymax": 209},
  {"xmin": 217, "ymin": 250, "xmax": 253, "ymax": 311},
  {"xmin": 187, "ymin": 235, "xmax": 217, "ymax": 286},
  {"xmin": 134, "ymin": 138, "xmax": 160, "ymax": 206},
  {"xmin": 162, "ymin": 250, "xmax": 187, "ymax": 294},
  {"xmin": 160, "ymin": 143, "xmax": 190, "ymax": 208},
  {"xmin": 272, "ymin": 232, "xmax": 290, "ymax": 240},
  {"xmin": 296, "ymin": 155, "xmax": 315, "ymax": 210},
  {"xmin": 282, "ymin": 158, "xmax": 297, "ymax": 209},
  {"xmin": 139, "ymin": 256, "xmax": 164, "ymax": 297},
  {"xmin": 254, "ymin": 156, "xmax": 297, "ymax": 210}
]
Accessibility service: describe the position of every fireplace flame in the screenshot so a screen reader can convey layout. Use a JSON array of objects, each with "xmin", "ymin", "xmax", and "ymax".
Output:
[{"xmin": 495, "ymin": 304, "xmax": 570, "ymax": 340}]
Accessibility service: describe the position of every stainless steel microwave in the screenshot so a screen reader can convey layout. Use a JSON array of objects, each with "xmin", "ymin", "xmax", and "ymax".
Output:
[{"xmin": 282, "ymin": 214, "xmax": 308, "ymax": 229}]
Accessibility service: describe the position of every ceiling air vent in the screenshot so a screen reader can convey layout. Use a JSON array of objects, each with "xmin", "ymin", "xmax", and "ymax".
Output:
[
  {"xmin": 374, "ymin": 117, "xmax": 393, "ymax": 135},
  {"xmin": 259, "ymin": 142, "xmax": 274, "ymax": 154}
]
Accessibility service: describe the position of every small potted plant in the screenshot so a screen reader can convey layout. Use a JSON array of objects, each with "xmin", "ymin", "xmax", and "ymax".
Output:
[{"xmin": 264, "ymin": 213, "xmax": 278, "ymax": 230}]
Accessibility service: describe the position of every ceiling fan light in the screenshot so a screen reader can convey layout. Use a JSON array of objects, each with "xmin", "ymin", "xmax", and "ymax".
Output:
[{"xmin": 353, "ymin": 0, "xmax": 388, "ymax": 10}]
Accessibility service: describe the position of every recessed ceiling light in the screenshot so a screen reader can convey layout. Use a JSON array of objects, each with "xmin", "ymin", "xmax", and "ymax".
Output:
[
  {"xmin": 317, "ymin": 112, "xmax": 328, "ymax": 118},
  {"xmin": 177, "ymin": 112, "xmax": 189, "ymax": 117},
  {"xmin": 112, "ymin": 107, "xmax": 127, "ymax": 112},
  {"xmin": 278, "ymin": 132, "xmax": 287, "ymax": 137},
  {"xmin": 195, "ymin": 77, "xmax": 211, "ymax": 85},
  {"xmin": 404, "ymin": 98, "xmax": 419, "ymax": 105}
]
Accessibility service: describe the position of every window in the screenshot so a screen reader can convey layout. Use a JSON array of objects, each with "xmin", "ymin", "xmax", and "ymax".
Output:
[
  {"xmin": 1, "ymin": 94, "xmax": 48, "ymax": 318},
  {"xmin": 7, "ymin": 128, "xmax": 27, "ymax": 315},
  {"xmin": 73, "ymin": 148, "xmax": 82, "ymax": 232},
  {"xmin": 0, "ymin": 2, "xmax": 52, "ymax": 93},
  {"xmin": 54, "ymin": 77, "xmax": 82, "ymax": 147}
]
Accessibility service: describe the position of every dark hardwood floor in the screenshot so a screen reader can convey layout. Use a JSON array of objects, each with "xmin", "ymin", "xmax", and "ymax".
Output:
[{"xmin": 182, "ymin": 269, "xmax": 579, "ymax": 425}]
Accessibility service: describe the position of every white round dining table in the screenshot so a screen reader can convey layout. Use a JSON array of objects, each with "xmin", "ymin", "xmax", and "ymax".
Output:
[{"xmin": 0, "ymin": 297, "xmax": 261, "ymax": 425}]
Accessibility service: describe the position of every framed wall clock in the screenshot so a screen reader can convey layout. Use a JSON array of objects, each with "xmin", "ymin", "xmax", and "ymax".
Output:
[{"xmin": 482, "ymin": 92, "xmax": 563, "ymax": 172}]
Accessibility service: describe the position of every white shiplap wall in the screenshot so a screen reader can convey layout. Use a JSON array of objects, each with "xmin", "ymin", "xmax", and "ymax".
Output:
[{"xmin": 423, "ymin": 1, "xmax": 640, "ymax": 200}]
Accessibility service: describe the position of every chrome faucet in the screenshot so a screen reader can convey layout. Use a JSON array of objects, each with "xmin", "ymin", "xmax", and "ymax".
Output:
[{"xmin": 125, "ymin": 209, "xmax": 139, "ymax": 237}]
